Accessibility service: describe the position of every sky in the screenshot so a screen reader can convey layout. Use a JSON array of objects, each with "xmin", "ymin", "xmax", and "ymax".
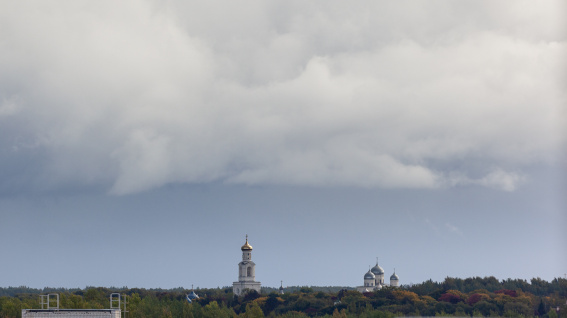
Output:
[{"xmin": 0, "ymin": 0, "xmax": 566, "ymax": 290}]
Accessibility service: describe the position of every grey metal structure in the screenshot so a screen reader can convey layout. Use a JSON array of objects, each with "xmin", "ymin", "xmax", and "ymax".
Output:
[
  {"xmin": 110, "ymin": 293, "xmax": 128, "ymax": 318},
  {"xmin": 40, "ymin": 294, "xmax": 59, "ymax": 309},
  {"xmin": 110, "ymin": 293, "xmax": 120, "ymax": 310},
  {"xmin": 120, "ymin": 294, "xmax": 128, "ymax": 318}
]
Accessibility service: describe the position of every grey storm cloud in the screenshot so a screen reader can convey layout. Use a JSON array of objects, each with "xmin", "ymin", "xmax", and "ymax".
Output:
[{"xmin": 0, "ymin": 0, "xmax": 565, "ymax": 195}]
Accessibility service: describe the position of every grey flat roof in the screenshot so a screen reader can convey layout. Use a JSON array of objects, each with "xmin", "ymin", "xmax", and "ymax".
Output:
[{"xmin": 24, "ymin": 310, "xmax": 117, "ymax": 313}]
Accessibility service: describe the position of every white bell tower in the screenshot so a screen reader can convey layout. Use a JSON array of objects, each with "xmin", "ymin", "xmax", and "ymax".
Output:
[{"xmin": 233, "ymin": 235, "xmax": 261, "ymax": 296}]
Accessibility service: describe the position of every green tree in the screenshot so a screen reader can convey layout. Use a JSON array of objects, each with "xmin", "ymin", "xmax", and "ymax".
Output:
[
  {"xmin": 538, "ymin": 299, "xmax": 546, "ymax": 316},
  {"xmin": 160, "ymin": 307, "xmax": 173, "ymax": 318},
  {"xmin": 191, "ymin": 302, "xmax": 203, "ymax": 318},
  {"xmin": 243, "ymin": 301, "xmax": 264, "ymax": 318},
  {"xmin": 473, "ymin": 300, "xmax": 499, "ymax": 317},
  {"xmin": 202, "ymin": 301, "xmax": 233, "ymax": 318},
  {"xmin": 547, "ymin": 307, "xmax": 558, "ymax": 318},
  {"xmin": 263, "ymin": 293, "xmax": 281, "ymax": 314},
  {"xmin": 0, "ymin": 298, "xmax": 20, "ymax": 318},
  {"xmin": 181, "ymin": 301, "xmax": 194, "ymax": 318},
  {"xmin": 332, "ymin": 308, "xmax": 347, "ymax": 318}
]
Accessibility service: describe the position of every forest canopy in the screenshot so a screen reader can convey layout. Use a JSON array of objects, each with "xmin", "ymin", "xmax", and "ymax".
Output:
[{"xmin": 1, "ymin": 276, "xmax": 566, "ymax": 318}]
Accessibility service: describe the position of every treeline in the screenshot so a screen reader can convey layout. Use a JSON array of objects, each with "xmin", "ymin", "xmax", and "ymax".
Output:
[
  {"xmin": 407, "ymin": 277, "xmax": 567, "ymax": 298},
  {"xmin": 263, "ymin": 287, "xmax": 352, "ymax": 294},
  {"xmin": 0, "ymin": 277, "xmax": 566, "ymax": 317},
  {"xmin": 0, "ymin": 286, "xmax": 186, "ymax": 298}
]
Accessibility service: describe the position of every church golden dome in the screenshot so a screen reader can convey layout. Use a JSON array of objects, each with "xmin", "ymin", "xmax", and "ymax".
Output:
[{"xmin": 241, "ymin": 235, "xmax": 253, "ymax": 251}]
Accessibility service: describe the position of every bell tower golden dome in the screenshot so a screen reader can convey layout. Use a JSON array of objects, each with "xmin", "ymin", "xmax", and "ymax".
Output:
[{"xmin": 241, "ymin": 234, "xmax": 253, "ymax": 251}]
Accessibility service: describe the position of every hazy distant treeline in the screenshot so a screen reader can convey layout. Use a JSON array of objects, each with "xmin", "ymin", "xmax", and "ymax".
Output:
[{"xmin": 0, "ymin": 276, "xmax": 566, "ymax": 317}]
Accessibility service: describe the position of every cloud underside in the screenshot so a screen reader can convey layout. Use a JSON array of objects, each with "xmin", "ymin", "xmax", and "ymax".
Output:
[{"xmin": 0, "ymin": 1, "xmax": 565, "ymax": 195}]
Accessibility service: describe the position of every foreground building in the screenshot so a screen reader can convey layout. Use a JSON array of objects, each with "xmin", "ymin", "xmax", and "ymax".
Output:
[
  {"xmin": 232, "ymin": 235, "xmax": 261, "ymax": 296},
  {"xmin": 22, "ymin": 309, "xmax": 120, "ymax": 318},
  {"xmin": 23, "ymin": 294, "xmax": 122, "ymax": 318}
]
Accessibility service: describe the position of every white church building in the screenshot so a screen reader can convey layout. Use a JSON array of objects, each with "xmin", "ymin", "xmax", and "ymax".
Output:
[
  {"xmin": 229, "ymin": 237, "xmax": 399, "ymax": 295},
  {"xmin": 233, "ymin": 235, "xmax": 261, "ymax": 296},
  {"xmin": 356, "ymin": 259, "xmax": 399, "ymax": 293}
]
